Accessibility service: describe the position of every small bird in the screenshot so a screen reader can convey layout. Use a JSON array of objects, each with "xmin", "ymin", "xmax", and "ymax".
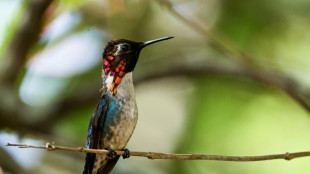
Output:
[{"xmin": 83, "ymin": 36, "xmax": 173, "ymax": 174}]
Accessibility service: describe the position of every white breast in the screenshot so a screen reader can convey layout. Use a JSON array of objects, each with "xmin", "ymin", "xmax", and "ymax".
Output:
[{"xmin": 102, "ymin": 72, "xmax": 136, "ymax": 100}]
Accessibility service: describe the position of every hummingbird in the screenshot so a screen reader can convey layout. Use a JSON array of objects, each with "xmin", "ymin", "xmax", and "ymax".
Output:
[{"xmin": 83, "ymin": 36, "xmax": 174, "ymax": 174}]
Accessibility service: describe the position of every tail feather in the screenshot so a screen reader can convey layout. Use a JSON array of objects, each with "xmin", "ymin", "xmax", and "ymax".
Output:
[
  {"xmin": 97, "ymin": 156, "xmax": 120, "ymax": 174},
  {"xmin": 83, "ymin": 152, "xmax": 96, "ymax": 174},
  {"xmin": 83, "ymin": 154, "xmax": 120, "ymax": 174}
]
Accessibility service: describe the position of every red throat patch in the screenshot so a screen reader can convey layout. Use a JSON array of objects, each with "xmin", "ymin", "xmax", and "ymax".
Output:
[{"xmin": 103, "ymin": 52, "xmax": 126, "ymax": 95}]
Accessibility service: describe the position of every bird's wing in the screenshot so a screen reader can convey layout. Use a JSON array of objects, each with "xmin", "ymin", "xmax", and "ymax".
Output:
[{"xmin": 83, "ymin": 95, "xmax": 119, "ymax": 174}]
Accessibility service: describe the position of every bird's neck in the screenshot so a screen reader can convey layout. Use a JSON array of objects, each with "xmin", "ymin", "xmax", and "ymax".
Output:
[{"xmin": 102, "ymin": 72, "xmax": 135, "ymax": 99}]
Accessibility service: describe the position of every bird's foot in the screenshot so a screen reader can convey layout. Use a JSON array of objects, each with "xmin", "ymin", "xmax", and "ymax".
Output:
[
  {"xmin": 105, "ymin": 147, "xmax": 117, "ymax": 159},
  {"xmin": 122, "ymin": 148, "xmax": 130, "ymax": 159}
]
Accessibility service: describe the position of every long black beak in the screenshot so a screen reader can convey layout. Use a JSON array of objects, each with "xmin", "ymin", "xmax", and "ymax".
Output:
[{"xmin": 141, "ymin": 36, "xmax": 174, "ymax": 48}]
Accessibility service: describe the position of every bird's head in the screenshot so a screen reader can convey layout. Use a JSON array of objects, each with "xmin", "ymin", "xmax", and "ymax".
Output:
[{"xmin": 102, "ymin": 36, "xmax": 173, "ymax": 95}]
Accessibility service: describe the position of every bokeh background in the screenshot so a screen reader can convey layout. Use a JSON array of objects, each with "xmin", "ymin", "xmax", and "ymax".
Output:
[{"xmin": 1, "ymin": 0, "xmax": 310, "ymax": 173}]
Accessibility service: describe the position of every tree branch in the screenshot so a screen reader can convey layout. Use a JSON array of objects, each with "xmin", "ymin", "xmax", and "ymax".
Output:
[{"xmin": 6, "ymin": 142, "xmax": 310, "ymax": 161}]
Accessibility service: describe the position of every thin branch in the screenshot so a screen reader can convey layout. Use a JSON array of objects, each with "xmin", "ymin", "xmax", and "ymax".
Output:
[{"xmin": 6, "ymin": 142, "xmax": 310, "ymax": 161}]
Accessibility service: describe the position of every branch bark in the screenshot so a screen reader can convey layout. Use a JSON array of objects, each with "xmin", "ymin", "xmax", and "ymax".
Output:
[{"xmin": 6, "ymin": 142, "xmax": 310, "ymax": 161}]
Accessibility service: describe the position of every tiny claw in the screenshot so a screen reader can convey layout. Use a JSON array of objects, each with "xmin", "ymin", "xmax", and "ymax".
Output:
[
  {"xmin": 122, "ymin": 148, "xmax": 130, "ymax": 159},
  {"xmin": 45, "ymin": 142, "xmax": 50, "ymax": 149},
  {"xmin": 105, "ymin": 147, "xmax": 117, "ymax": 159}
]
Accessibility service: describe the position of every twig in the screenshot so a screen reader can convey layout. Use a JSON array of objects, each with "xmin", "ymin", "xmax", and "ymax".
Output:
[{"xmin": 6, "ymin": 142, "xmax": 310, "ymax": 161}]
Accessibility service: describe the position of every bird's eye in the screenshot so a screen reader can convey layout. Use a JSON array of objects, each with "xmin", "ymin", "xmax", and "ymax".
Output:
[{"xmin": 120, "ymin": 44, "xmax": 129, "ymax": 51}]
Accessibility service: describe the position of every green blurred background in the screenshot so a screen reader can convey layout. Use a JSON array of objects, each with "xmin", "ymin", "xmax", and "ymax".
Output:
[{"xmin": 1, "ymin": 0, "xmax": 310, "ymax": 173}]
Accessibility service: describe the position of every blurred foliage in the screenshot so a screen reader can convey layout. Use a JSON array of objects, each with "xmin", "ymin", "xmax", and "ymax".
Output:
[
  {"xmin": 0, "ymin": 0, "xmax": 26, "ymax": 58},
  {"xmin": 1, "ymin": 0, "xmax": 310, "ymax": 174},
  {"xmin": 173, "ymin": 75, "xmax": 310, "ymax": 174}
]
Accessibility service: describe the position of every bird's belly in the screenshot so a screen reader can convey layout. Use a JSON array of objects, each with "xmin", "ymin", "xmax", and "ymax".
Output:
[
  {"xmin": 108, "ymin": 117, "xmax": 137, "ymax": 150},
  {"xmin": 92, "ymin": 99, "xmax": 138, "ymax": 174},
  {"xmin": 104, "ymin": 99, "xmax": 138, "ymax": 150}
]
